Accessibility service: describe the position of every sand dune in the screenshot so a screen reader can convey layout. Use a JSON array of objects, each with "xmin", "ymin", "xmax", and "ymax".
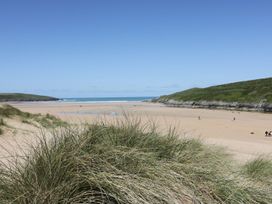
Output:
[{"xmin": 6, "ymin": 101, "xmax": 272, "ymax": 163}]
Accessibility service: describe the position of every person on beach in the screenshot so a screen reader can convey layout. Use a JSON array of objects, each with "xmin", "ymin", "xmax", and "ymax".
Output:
[{"xmin": 265, "ymin": 131, "xmax": 269, "ymax": 136}]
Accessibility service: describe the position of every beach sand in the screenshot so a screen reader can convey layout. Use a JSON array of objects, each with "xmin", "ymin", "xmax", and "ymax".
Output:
[{"xmin": 5, "ymin": 101, "xmax": 272, "ymax": 163}]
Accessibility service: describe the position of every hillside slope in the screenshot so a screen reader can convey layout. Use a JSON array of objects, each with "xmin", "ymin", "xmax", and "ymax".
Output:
[
  {"xmin": 156, "ymin": 77, "xmax": 272, "ymax": 112},
  {"xmin": 0, "ymin": 93, "xmax": 59, "ymax": 102}
]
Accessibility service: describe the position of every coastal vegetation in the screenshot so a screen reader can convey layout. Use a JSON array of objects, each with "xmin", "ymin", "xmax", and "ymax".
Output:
[
  {"xmin": 0, "ymin": 104, "xmax": 66, "ymax": 130},
  {"xmin": 243, "ymin": 157, "xmax": 272, "ymax": 185},
  {"xmin": 0, "ymin": 93, "xmax": 59, "ymax": 102},
  {"xmin": 157, "ymin": 77, "xmax": 272, "ymax": 103},
  {"xmin": 0, "ymin": 112, "xmax": 271, "ymax": 203},
  {"xmin": 0, "ymin": 118, "xmax": 4, "ymax": 135},
  {"xmin": 0, "ymin": 118, "xmax": 4, "ymax": 126},
  {"xmin": 154, "ymin": 77, "xmax": 272, "ymax": 112}
]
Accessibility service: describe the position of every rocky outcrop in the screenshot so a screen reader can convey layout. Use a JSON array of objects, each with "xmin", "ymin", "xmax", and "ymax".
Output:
[{"xmin": 154, "ymin": 99, "xmax": 272, "ymax": 113}]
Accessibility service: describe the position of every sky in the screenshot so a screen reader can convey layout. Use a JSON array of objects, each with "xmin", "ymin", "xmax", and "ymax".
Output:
[{"xmin": 0, "ymin": 0, "xmax": 272, "ymax": 98}]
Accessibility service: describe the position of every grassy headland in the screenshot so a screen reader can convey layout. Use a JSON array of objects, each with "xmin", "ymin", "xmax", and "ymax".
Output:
[
  {"xmin": 0, "ymin": 116, "xmax": 271, "ymax": 203},
  {"xmin": 0, "ymin": 93, "xmax": 59, "ymax": 102},
  {"xmin": 154, "ymin": 77, "xmax": 272, "ymax": 112},
  {"xmin": 157, "ymin": 77, "xmax": 272, "ymax": 103}
]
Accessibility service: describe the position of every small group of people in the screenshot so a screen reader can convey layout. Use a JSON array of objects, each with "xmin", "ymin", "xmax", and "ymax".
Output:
[{"xmin": 265, "ymin": 131, "xmax": 272, "ymax": 136}]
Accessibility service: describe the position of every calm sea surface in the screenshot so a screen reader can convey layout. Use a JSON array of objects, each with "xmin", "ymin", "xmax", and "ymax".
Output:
[{"xmin": 61, "ymin": 96, "xmax": 155, "ymax": 103}]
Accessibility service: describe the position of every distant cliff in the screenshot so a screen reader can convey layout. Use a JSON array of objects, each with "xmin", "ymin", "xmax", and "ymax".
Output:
[
  {"xmin": 153, "ymin": 77, "xmax": 272, "ymax": 112},
  {"xmin": 0, "ymin": 93, "xmax": 59, "ymax": 102},
  {"xmin": 154, "ymin": 99, "xmax": 272, "ymax": 112}
]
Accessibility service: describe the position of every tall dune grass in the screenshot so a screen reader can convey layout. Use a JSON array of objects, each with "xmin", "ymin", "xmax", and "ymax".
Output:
[
  {"xmin": 0, "ymin": 119, "xmax": 271, "ymax": 203},
  {"xmin": 0, "ymin": 104, "xmax": 66, "ymax": 128},
  {"xmin": 243, "ymin": 157, "xmax": 272, "ymax": 185}
]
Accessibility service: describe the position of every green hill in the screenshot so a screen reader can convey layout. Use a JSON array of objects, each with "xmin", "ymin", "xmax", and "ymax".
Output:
[
  {"xmin": 0, "ymin": 93, "xmax": 59, "ymax": 102},
  {"xmin": 158, "ymin": 77, "xmax": 272, "ymax": 103}
]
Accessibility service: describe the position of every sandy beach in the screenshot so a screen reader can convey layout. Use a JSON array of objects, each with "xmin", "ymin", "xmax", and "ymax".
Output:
[{"xmin": 6, "ymin": 101, "xmax": 271, "ymax": 163}]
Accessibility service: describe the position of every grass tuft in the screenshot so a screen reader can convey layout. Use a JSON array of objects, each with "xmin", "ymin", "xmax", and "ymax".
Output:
[
  {"xmin": 0, "ymin": 104, "xmax": 66, "ymax": 128},
  {"xmin": 0, "ymin": 118, "xmax": 5, "ymax": 126},
  {"xmin": 0, "ymin": 119, "xmax": 271, "ymax": 203},
  {"xmin": 33, "ymin": 113, "xmax": 67, "ymax": 128},
  {"xmin": 0, "ymin": 104, "xmax": 24, "ymax": 118},
  {"xmin": 243, "ymin": 157, "xmax": 272, "ymax": 184},
  {"xmin": 21, "ymin": 118, "xmax": 31, "ymax": 124}
]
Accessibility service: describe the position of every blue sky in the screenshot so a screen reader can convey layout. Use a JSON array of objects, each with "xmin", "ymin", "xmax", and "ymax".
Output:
[{"xmin": 0, "ymin": 0, "xmax": 272, "ymax": 98}]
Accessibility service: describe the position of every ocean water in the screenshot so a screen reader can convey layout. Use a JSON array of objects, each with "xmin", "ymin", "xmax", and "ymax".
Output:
[{"xmin": 61, "ymin": 96, "xmax": 155, "ymax": 103}]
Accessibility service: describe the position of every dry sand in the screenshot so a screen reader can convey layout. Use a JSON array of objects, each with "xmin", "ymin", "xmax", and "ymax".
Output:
[{"xmin": 4, "ymin": 101, "xmax": 272, "ymax": 163}]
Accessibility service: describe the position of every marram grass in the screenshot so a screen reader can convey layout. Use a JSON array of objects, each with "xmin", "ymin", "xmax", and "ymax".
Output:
[
  {"xmin": 243, "ymin": 157, "xmax": 272, "ymax": 185},
  {"xmin": 0, "ymin": 119, "xmax": 271, "ymax": 203},
  {"xmin": 0, "ymin": 104, "xmax": 66, "ymax": 128}
]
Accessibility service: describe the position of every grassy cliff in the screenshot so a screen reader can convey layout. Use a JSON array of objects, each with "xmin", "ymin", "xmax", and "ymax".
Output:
[
  {"xmin": 0, "ymin": 93, "xmax": 59, "ymax": 102},
  {"xmin": 158, "ymin": 77, "xmax": 272, "ymax": 103}
]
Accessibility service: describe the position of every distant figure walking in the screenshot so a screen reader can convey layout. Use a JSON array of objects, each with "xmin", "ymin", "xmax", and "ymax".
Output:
[
  {"xmin": 198, "ymin": 116, "xmax": 201, "ymax": 120},
  {"xmin": 265, "ymin": 131, "xmax": 272, "ymax": 137},
  {"xmin": 233, "ymin": 117, "xmax": 236, "ymax": 121}
]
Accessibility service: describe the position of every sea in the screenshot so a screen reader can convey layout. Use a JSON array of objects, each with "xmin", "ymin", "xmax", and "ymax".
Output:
[{"xmin": 61, "ymin": 96, "xmax": 155, "ymax": 103}]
